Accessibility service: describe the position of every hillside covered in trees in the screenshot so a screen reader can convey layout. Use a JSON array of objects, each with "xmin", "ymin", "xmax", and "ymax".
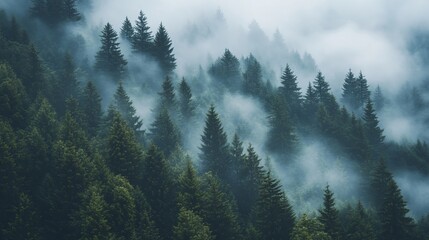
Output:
[{"xmin": 0, "ymin": 1, "xmax": 429, "ymax": 240}]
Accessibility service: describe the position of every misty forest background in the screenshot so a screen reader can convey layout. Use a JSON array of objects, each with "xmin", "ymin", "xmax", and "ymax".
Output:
[{"xmin": 1, "ymin": 0, "xmax": 429, "ymax": 240}]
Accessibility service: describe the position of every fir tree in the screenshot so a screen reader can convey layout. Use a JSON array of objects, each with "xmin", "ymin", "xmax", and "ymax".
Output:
[
  {"xmin": 120, "ymin": 17, "xmax": 134, "ymax": 42},
  {"xmin": 177, "ymin": 160, "xmax": 204, "ymax": 213},
  {"xmin": 313, "ymin": 71, "xmax": 331, "ymax": 105},
  {"xmin": 174, "ymin": 208, "xmax": 214, "ymax": 240},
  {"xmin": 208, "ymin": 49, "xmax": 241, "ymax": 91},
  {"xmin": 159, "ymin": 75, "xmax": 176, "ymax": 110},
  {"xmin": 149, "ymin": 107, "xmax": 181, "ymax": 157},
  {"xmin": 362, "ymin": 98, "xmax": 385, "ymax": 151},
  {"xmin": 153, "ymin": 23, "xmax": 176, "ymax": 75},
  {"xmin": 379, "ymin": 179, "xmax": 415, "ymax": 240},
  {"xmin": 107, "ymin": 111, "xmax": 143, "ymax": 186},
  {"xmin": 255, "ymin": 170, "xmax": 295, "ymax": 240},
  {"xmin": 303, "ymin": 82, "xmax": 318, "ymax": 126},
  {"xmin": 142, "ymin": 144, "xmax": 177, "ymax": 239},
  {"xmin": 95, "ymin": 23, "xmax": 127, "ymax": 80},
  {"xmin": 202, "ymin": 174, "xmax": 241, "ymax": 240},
  {"xmin": 342, "ymin": 69, "xmax": 358, "ymax": 109},
  {"xmin": 355, "ymin": 71, "xmax": 370, "ymax": 108},
  {"xmin": 279, "ymin": 64, "xmax": 302, "ymax": 119},
  {"xmin": 373, "ymin": 85, "xmax": 385, "ymax": 112},
  {"xmin": 199, "ymin": 105, "xmax": 230, "ymax": 181},
  {"xmin": 242, "ymin": 54, "xmax": 263, "ymax": 97},
  {"xmin": 132, "ymin": 11, "xmax": 153, "ymax": 55},
  {"xmin": 266, "ymin": 96, "xmax": 298, "ymax": 155},
  {"xmin": 113, "ymin": 82, "xmax": 143, "ymax": 138},
  {"xmin": 291, "ymin": 214, "xmax": 331, "ymax": 240},
  {"xmin": 178, "ymin": 78, "xmax": 196, "ymax": 120},
  {"xmin": 318, "ymin": 185, "xmax": 341, "ymax": 240},
  {"xmin": 81, "ymin": 81, "xmax": 102, "ymax": 138},
  {"xmin": 343, "ymin": 202, "xmax": 376, "ymax": 240}
]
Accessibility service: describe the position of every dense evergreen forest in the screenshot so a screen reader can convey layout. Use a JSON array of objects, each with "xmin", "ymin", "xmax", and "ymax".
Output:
[{"xmin": 1, "ymin": 1, "xmax": 429, "ymax": 239}]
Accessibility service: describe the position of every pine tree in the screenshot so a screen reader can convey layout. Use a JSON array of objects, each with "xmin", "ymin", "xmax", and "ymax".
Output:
[
  {"xmin": 177, "ymin": 160, "xmax": 204, "ymax": 213},
  {"xmin": 174, "ymin": 208, "xmax": 214, "ymax": 240},
  {"xmin": 379, "ymin": 179, "xmax": 415, "ymax": 240},
  {"xmin": 159, "ymin": 75, "xmax": 176, "ymax": 110},
  {"xmin": 266, "ymin": 96, "xmax": 297, "ymax": 155},
  {"xmin": 279, "ymin": 64, "xmax": 302, "ymax": 119},
  {"xmin": 149, "ymin": 107, "xmax": 181, "ymax": 157},
  {"xmin": 132, "ymin": 11, "xmax": 153, "ymax": 55},
  {"xmin": 81, "ymin": 81, "xmax": 102, "ymax": 138},
  {"xmin": 342, "ymin": 69, "xmax": 358, "ymax": 109},
  {"xmin": 209, "ymin": 49, "xmax": 241, "ymax": 91},
  {"xmin": 199, "ymin": 105, "xmax": 230, "ymax": 181},
  {"xmin": 179, "ymin": 78, "xmax": 196, "ymax": 120},
  {"xmin": 362, "ymin": 98, "xmax": 385, "ymax": 151},
  {"xmin": 373, "ymin": 85, "xmax": 385, "ymax": 112},
  {"xmin": 242, "ymin": 54, "xmax": 263, "ymax": 97},
  {"xmin": 120, "ymin": 17, "xmax": 134, "ymax": 42},
  {"xmin": 202, "ymin": 174, "xmax": 241, "ymax": 240},
  {"xmin": 318, "ymin": 185, "xmax": 341, "ymax": 240},
  {"xmin": 107, "ymin": 112, "xmax": 143, "ymax": 186},
  {"xmin": 291, "ymin": 214, "xmax": 331, "ymax": 240},
  {"xmin": 355, "ymin": 71, "xmax": 370, "ymax": 108},
  {"xmin": 153, "ymin": 23, "xmax": 176, "ymax": 75},
  {"xmin": 63, "ymin": 0, "xmax": 81, "ymax": 22},
  {"xmin": 73, "ymin": 185, "xmax": 113, "ymax": 240},
  {"xmin": 313, "ymin": 71, "xmax": 331, "ymax": 105},
  {"xmin": 142, "ymin": 144, "xmax": 177, "ymax": 239},
  {"xmin": 95, "ymin": 23, "xmax": 127, "ymax": 80},
  {"xmin": 255, "ymin": 170, "xmax": 295, "ymax": 240},
  {"xmin": 113, "ymin": 82, "xmax": 143, "ymax": 138}
]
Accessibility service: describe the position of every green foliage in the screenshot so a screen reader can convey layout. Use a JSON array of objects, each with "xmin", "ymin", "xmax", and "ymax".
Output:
[
  {"xmin": 318, "ymin": 185, "xmax": 341, "ymax": 240},
  {"xmin": 209, "ymin": 49, "xmax": 241, "ymax": 91},
  {"xmin": 153, "ymin": 23, "xmax": 176, "ymax": 75},
  {"xmin": 179, "ymin": 77, "xmax": 196, "ymax": 120},
  {"xmin": 174, "ymin": 208, "xmax": 214, "ymax": 240},
  {"xmin": 81, "ymin": 81, "xmax": 102, "ymax": 138},
  {"xmin": 95, "ymin": 23, "xmax": 127, "ymax": 80},
  {"xmin": 31, "ymin": 0, "xmax": 81, "ymax": 24},
  {"xmin": 254, "ymin": 170, "xmax": 295, "ymax": 240},
  {"xmin": 200, "ymin": 105, "xmax": 230, "ymax": 181},
  {"xmin": 279, "ymin": 64, "xmax": 302, "ymax": 120},
  {"xmin": 341, "ymin": 202, "xmax": 376, "ymax": 240},
  {"xmin": 120, "ymin": 17, "xmax": 134, "ymax": 42},
  {"xmin": 202, "ymin": 173, "xmax": 241, "ymax": 240},
  {"xmin": 132, "ymin": 11, "xmax": 153, "ymax": 55},
  {"xmin": 177, "ymin": 160, "xmax": 203, "ymax": 213},
  {"xmin": 363, "ymin": 98, "xmax": 385, "ymax": 151},
  {"xmin": 113, "ymin": 82, "xmax": 143, "ymax": 138},
  {"xmin": 107, "ymin": 112, "xmax": 143, "ymax": 186},
  {"xmin": 291, "ymin": 214, "xmax": 331, "ymax": 240},
  {"xmin": 149, "ymin": 107, "xmax": 181, "ymax": 157},
  {"xmin": 159, "ymin": 75, "xmax": 176, "ymax": 110},
  {"xmin": 313, "ymin": 71, "xmax": 331, "ymax": 105},
  {"xmin": 242, "ymin": 54, "xmax": 264, "ymax": 97}
]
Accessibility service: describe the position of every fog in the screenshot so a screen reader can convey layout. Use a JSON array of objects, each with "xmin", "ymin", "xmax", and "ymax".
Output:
[{"xmin": 2, "ymin": 0, "xmax": 429, "ymax": 216}]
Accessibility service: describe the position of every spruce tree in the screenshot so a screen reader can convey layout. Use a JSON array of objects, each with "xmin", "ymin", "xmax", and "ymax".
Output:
[
  {"xmin": 174, "ymin": 208, "xmax": 214, "ymax": 240},
  {"xmin": 313, "ymin": 71, "xmax": 331, "ymax": 105},
  {"xmin": 199, "ymin": 105, "xmax": 230, "ymax": 181},
  {"xmin": 379, "ymin": 179, "xmax": 415, "ymax": 240},
  {"xmin": 303, "ymin": 82, "xmax": 318, "ymax": 126},
  {"xmin": 342, "ymin": 69, "xmax": 357, "ymax": 109},
  {"xmin": 153, "ymin": 23, "xmax": 176, "ymax": 75},
  {"xmin": 159, "ymin": 75, "xmax": 176, "ymax": 110},
  {"xmin": 178, "ymin": 78, "xmax": 196, "ymax": 120},
  {"xmin": 95, "ymin": 23, "xmax": 127, "ymax": 80},
  {"xmin": 142, "ymin": 144, "xmax": 177, "ymax": 239},
  {"xmin": 177, "ymin": 160, "xmax": 204, "ymax": 213},
  {"xmin": 132, "ymin": 11, "xmax": 153, "ymax": 55},
  {"xmin": 255, "ymin": 170, "xmax": 295, "ymax": 240},
  {"xmin": 355, "ymin": 71, "xmax": 370, "ymax": 109},
  {"xmin": 107, "ymin": 111, "xmax": 143, "ymax": 186},
  {"xmin": 149, "ymin": 107, "xmax": 181, "ymax": 157},
  {"xmin": 202, "ymin": 174, "xmax": 241, "ymax": 240},
  {"xmin": 242, "ymin": 54, "xmax": 263, "ymax": 97},
  {"xmin": 266, "ymin": 96, "xmax": 297, "ymax": 155},
  {"xmin": 279, "ymin": 64, "xmax": 302, "ymax": 119},
  {"xmin": 318, "ymin": 185, "xmax": 341, "ymax": 240},
  {"xmin": 208, "ymin": 49, "xmax": 241, "ymax": 91},
  {"xmin": 343, "ymin": 202, "xmax": 376, "ymax": 240},
  {"xmin": 113, "ymin": 82, "xmax": 143, "ymax": 138},
  {"xmin": 373, "ymin": 85, "xmax": 385, "ymax": 112},
  {"xmin": 362, "ymin": 98, "xmax": 385, "ymax": 151},
  {"xmin": 120, "ymin": 17, "xmax": 134, "ymax": 42},
  {"xmin": 81, "ymin": 81, "xmax": 102, "ymax": 138}
]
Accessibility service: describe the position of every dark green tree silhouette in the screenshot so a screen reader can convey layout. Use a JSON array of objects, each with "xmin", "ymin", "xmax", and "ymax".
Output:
[
  {"xmin": 209, "ymin": 49, "xmax": 241, "ymax": 91},
  {"xmin": 199, "ymin": 105, "xmax": 230, "ymax": 181},
  {"xmin": 279, "ymin": 64, "xmax": 302, "ymax": 120},
  {"xmin": 153, "ymin": 23, "xmax": 176, "ymax": 75},
  {"xmin": 342, "ymin": 202, "xmax": 376, "ymax": 240},
  {"xmin": 132, "ymin": 11, "xmax": 153, "ymax": 55},
  {"xmin": 179, "ymin": 78, "xmax": 196, "ymax": 120},
  {"xmin": 177, "ymin": 160, "xmax": 204, "ymax": 213},
  {"xmin": 149, "ymin": 108, "xmax": 181, "ymax": 157},
  {"xmin": 342, "ymin": 69, "xmax": 357, "ymax": 109},
  {"xmin": 242, "ymin": 54, "xmax": 263, "ymax": 97},
  {"xmin": 318, "ymin": 185, "xmax": 341, "ymax": 240},
  {"xmin": 159, "ymin": 75, "xmax": 176, "ymax": 110},
  {"xmin": 120, "ymin": 17, "xmax": 134, "ymax": 42},
  {"xmin": 373, "ymin": 85, "xmax": 385, "ymax": 112},
  {"xmin": 107, "ymin": 111, "xmax": 143, "ymax": 186},
  {"xmin": 113, "ymin": 82, "xmax": 143, "ymax": 138},
  {"xmin": 174, "ymin": 208, "xmax": 214, "ymax": 240},
  {"xmin": 362, "ymin": 98, "xmax": 385, "ymax": 151},
  {"xmin": 95, "ymin": 23, "xmax": 127, "ymax": 80},
  {"xmin": 81, "ymin": 81, "xmax": 102, "ymax": 138},
  {"xmin": 254, "ymin": 170, "xmax": 295, "ymax": 240},
  {"xmin": 313, "ymin": 71, "xmax": 331, "ymax": 105},
  {"xmin": 303, "ymin": 82, "xmax": 318, "ymax": 126}
]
